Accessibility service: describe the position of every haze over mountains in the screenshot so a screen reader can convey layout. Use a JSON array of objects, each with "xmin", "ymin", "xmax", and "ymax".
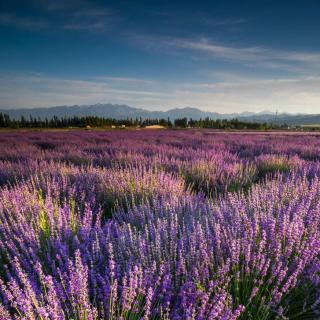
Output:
[{"xmin": 1, "ymin": 104, "xmax": 320, "ymax": 126}]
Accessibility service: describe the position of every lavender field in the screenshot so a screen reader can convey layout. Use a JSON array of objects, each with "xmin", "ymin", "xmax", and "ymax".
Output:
[{"xmin": 0, "ymin": 129, "xmax": 319, "ymax": 319}]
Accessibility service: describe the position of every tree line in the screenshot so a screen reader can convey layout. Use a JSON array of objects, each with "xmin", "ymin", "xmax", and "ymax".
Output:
[
  {"xmin": 0, "ymin": 113, "xmax": 283, "ymax": 130},
  {"xmin": 0, "ymin": 113, "xmax": 173, "ymax": 129},
  {"xmin": 174, "ymin": 117, "xmax": 278, "ymax": 130}
]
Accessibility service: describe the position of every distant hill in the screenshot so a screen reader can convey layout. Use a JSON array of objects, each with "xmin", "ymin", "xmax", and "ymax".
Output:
[{"xmin": 1, "ymin": 103, "xmax": 320, "ymax": 125}]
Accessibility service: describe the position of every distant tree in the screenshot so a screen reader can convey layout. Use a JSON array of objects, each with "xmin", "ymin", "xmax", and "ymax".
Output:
[
  {"xmin": 0, "ymin": 113, "xmax": 283, "ymax": 131},
  {"xmin": 174, "ymin": 117, "xmax": 188, "ymax": 128}
]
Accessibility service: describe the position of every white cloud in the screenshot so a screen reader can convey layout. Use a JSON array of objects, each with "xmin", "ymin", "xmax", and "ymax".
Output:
[
  {"xmin": 130, "ymin": 34, "xmax": 320, "ymax": 72},
  {"xmin": 94, "ymin": 76, "xmax": 157, "ymax": 85},
  {"xmin": 175, "ymin": 39, "xmax": 263, "ymax": 62},
  {"xmin": 1, "ymin": 73, "xmax": 320, "ymax": 114}
]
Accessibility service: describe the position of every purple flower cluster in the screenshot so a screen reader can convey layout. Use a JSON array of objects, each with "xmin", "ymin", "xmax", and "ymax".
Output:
[{"xmin": 0, "ymin": 130, "xmax": 319, "ymax": 319}]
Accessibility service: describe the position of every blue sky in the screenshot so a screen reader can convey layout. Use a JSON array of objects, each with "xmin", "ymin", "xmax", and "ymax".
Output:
[{"xmin": 1, "ymin": 0, "xmax": 320, "ymax": 113}]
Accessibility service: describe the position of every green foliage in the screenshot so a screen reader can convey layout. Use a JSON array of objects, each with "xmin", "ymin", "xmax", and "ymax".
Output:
[
  {"xmin": 256, "ymin": 156, "xmax": 293, "ymax": 179},
  {"xmin": 0, "ymin": 113, "xmax": 173, "ymax": 129},
  {"xmin": 0, "ymin": 112, "xmax": 283, "ymax": 130}
]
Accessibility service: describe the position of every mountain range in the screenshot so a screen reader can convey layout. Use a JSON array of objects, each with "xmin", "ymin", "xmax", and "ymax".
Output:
[{"xmin": 1, "ymin": 104, "xmax": 320, "ymax": 126}]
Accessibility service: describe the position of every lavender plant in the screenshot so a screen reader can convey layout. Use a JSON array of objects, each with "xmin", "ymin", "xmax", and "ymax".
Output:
[{"xmin": 0, "ymin": 130, "xmax": 319, "ymax": 319}]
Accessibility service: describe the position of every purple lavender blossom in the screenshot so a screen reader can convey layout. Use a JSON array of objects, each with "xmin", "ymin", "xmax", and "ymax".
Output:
[{"xmin": 0, "ymin": 130, "xmax": 319, "ymax": 319}]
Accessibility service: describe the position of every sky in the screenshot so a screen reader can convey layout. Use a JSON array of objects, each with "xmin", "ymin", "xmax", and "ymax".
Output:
[{"xmin": 1, "ymin": 0, "xmax": 320, "ymax": 113}]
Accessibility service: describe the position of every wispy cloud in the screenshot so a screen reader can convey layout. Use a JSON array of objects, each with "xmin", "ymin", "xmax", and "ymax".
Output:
[
  {"xmin": 0, "ymin": 74, "xmax": 172, "ymax": 109},
  {"xmin": 71, "ymin": 8, "xmax": 112, "ymax": 18},
  {"xmin": 60, "ymin": 6, "xmax": 117, "ymax": 32},
  {"xmin": 0, "ymin": 0, "xmax": 117, "ymax": 32},
  {"xmin": 63, "ymin": 22, "xmax": 108, "ymax": 31},
  {"xmin": 1, "ymin": 73, "xmax": 320, "ymax": 114},
  {"xmin": 130, "ymin": 34, "xmax": 320, "ymax": 72},
  {"xmin": 0, "ymin": 13, "xmax": 47, "ymax": 29},
  {"xmin": 174, "ymin": 38, "xmax": 263, "ymax": 62},
  {"xmin": 94, "ymin": 76, "xmax": 157, "ymax": 85},
  {"xmin": 141, "ymin": 8, "xmax": 245, "ymax": 30}
]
